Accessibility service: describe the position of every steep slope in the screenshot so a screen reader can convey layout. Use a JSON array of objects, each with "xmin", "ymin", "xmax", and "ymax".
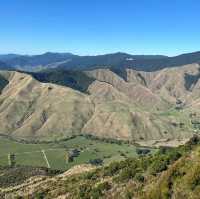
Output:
[
  {"xmin": 85, "ymin": 69, "xmax": 170, "ymax": 111},
  {"xmin": 29, "ymin": 60, "xmax": 200, "ymax": 107},
  {"xmin": 124, "ymin": 63, "xmax": 200, "ymax": 104},
  {"xmin": 0, "ymin": 70, "xmax": 194, "ymax": 143},
  {"xmin": 0, "ymin": 71, "xmax": 94, "ymax": 141},
  {"xmin": 142, "ymin": 138, "xmax": 200, "ymax": 199}
]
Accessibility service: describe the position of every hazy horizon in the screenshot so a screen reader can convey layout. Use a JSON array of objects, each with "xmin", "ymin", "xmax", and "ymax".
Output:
[{"xmin": 0, "ymin": 50, "xmax": 200, "ymax": 57}]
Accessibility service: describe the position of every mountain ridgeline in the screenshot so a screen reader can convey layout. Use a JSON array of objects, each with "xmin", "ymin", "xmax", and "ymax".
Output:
[
  {"xmin": 1, "ymin": 51, "xmax": 200, "ymax": 72},
  {"xmin": 0, "ymin": 51, "xmax": 200, "ymax": 145},
  {"xmin": 0, "ymin": 63, "xmax": 200, "ymax": 145}
]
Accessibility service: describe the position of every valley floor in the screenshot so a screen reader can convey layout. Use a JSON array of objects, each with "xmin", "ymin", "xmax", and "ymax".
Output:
[{"xmin": 0, "ymin": 135, "xmax": 155, "ymax": 170}]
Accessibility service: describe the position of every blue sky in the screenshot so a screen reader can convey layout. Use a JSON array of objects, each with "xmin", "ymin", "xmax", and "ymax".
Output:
[{"xmin": 0, "ymin": 0, "xmax": 199, "ymax": 56}]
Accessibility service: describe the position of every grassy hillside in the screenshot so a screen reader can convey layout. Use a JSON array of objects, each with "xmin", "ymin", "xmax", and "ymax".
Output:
[
  {"xmin": 1, "ymin": 64, "xmax": 200, "ymax": 145},
  {"xmin": 0, "ymin": 71, "xmax": 94, "ymax": 141},
  {"xmin": 0, "ymin": 69, "xmax": 195, "ymax": 144},
  {"xmin": 1, "ymin": 136, "xmax": 200, "ymax": 198}
]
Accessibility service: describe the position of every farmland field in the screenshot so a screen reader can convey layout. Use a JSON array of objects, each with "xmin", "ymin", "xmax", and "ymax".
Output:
[{"xmin": 0, "ymin": 136, "xmax": 156, "ymax": 170}]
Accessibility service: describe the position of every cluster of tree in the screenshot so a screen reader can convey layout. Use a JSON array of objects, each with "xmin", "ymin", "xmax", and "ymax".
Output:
[
  {"xmin": 98, "ymin": 136, "xmax": 200, "ymax": 182},
  {"xmin": 88, "ymin": 159, "xmax": 103, "ymax": 166},
  {"xmin": 136, "ymin": 148, "xmax": 151, "ymax": 156},
  {"xmin": 8, "ymin": 153, "xmax": 16, "ymax": 167},
  {"xmin": 81, "ymin": 134, "xmax": 136, "ymax": 145},
  {"xmin": 0, "ymin": 166, "xmax": 61, "ymax": 188},
  {"xmin": 78, "ymin": 181, "xmax": 111, "ymax": 199},
  {"xmin": 66, "ymin": 148, "xmax": 81, "ymax": 163}
]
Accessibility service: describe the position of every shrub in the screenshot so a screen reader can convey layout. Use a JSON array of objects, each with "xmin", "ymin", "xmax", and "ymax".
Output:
[
  {"xmin": 149, "ymin": 158, "xmax": 168, "ymax": 175},
  {"xmin": 158, "ymin": 146, "xmax": 172, "ymax": 155},
  {"xmin": 134, "ymin": 173, "xmax": 145, "ymax": 182},
  {"xmin": 115, "ymin": 167, "xmax": 142, "ymax": 183},
  {"xmin": 136, "ymin": 148, "xmax": 151, "ymax": 156},
  {"xmin": 90, "ymin": 182, "xmax": 111, "ymax": 199},
  {"xmin": 125, "ymin": 190, "xmax": 133, "ymax": 199},
  {"xmin": 8, "ymin": 154, "xmax": 16, "ymax": 167},
  {"xmin": 96, "ymin": 181, "xmax": 111, "ymax": 191},
  {"xmin": 35, "ymin": 192, "xmax": 46, "ymax": 199},
  {"xmin": 187, "ymin": 164, "xmax": 200, "ymax": 190},
  {"xmin": 116, "ymin": 168, "xmax": 135, "ymax": 182},
  {"xmin": 167, "ymin": 150, "xmax": 182, "ymax": 163},
  {"xmin": 103, "ymin": 162, "xmax": 121, "ymax": 176},
  {"xmin": 120, "ymin": 152, "xmax": 127, "ymax": 157},
  {"xmin": 90, "ymin": 189, "xmax": 102, "ymax": 199},
  {"xmin": 15, "ymin": 196, "xmax": 23, "ymax": 199},
  {"xmin": 78, "ymin": 183, "xmax": 92, "ymax": 198},
  {"xmin": 89, "ymin": 158, "xmax": 103, "ymax": 166},
  {"xmin": 187, "ymin": 135, "xmax": 200, "ymax": 147},
  {"xmin": 84, "ymin": 171, "xmax": 98, "ymax": 180}
]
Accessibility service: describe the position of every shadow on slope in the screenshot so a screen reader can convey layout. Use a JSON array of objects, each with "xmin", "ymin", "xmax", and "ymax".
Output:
[
  {"xmin": 0, "ymin": 74, "xmax": 9, "ymax": 93},
  {"xmin": 29, "ymin": 69, "xmax": 95, "ymax": 93},
  {"xmin": 184, "ymin": 67, "xmax": 200, "ymax": 91}
]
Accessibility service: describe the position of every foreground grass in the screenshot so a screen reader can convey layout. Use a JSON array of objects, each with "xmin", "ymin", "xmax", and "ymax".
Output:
[{"xmin": 2, "ymin": 136, "xmax": 200, "ymax": 199}]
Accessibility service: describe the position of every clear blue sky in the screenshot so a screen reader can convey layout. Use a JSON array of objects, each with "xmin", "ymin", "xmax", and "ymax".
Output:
[{"xmin": 0, "ymin": 0, "xmax": 199, "ymax": 56}]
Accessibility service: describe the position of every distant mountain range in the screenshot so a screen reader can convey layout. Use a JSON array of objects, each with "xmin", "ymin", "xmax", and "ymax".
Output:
[
  {"xmin": 0, "ymin": 51, "xmax": 200, "ymax": 72},
  {"xmin": 0, "ymin": 60, "xmax": 12, "ymax": 70},
  {"xmin": 0, "ymin": 54, "xmax": 20, "ymax": 61},
  {"xmin": 0, "ymin": 52, "xmax": 76, "ymax": 71}
]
